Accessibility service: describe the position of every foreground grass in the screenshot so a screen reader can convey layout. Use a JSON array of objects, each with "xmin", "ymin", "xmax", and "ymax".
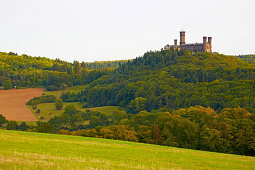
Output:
[{"xmin": 0, "ymin": 130, "xmax": 254, "ymax": 169}]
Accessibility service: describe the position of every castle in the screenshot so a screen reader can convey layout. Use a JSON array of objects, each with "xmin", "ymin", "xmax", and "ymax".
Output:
[{"xmin": 164, "ymin": 31, "xmax": 212, "ymax": 53}]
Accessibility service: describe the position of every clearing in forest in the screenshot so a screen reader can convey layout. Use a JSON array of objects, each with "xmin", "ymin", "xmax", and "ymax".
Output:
[{"xmin": 0, "ymin": 88, "xmax": 44, "ymax": 121}]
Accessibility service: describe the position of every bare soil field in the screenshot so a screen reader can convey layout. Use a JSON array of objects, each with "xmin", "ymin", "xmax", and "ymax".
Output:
[{"xmin": 0, "ymin": 88, "xmax": 44, "ymax": 121}]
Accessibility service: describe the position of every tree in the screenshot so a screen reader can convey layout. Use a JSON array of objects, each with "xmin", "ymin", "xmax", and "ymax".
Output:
[
  {"xmin": 55, "ymin": 99, "xmax": 63, "ymax": 110},
  {"xmin": 0, "ymin": 114, "xmax": 8, "ymax": 126},
  {"xmin": 127, "ymin": 97, "xmax": 146, "ymax": 114},
  {"xmin": 153, "ymin": 124, "xmax": 163, "ymax": 145},
  {"xmin": 18, "ymin": 122, "xmax": 29, "ymax": 131},
  {"xmin": 35, "ymin": 121, "xmax": 54, "ymax": 133},
  {"xmin": 200, "ymin": 126, "xmax": 224, "ymax": 152},
  {"xmin": 6, "ymin": 121, "xmax": 18, "ymax": 130},
  {"xmin": 3, "ymin": 80, "xmax": 12, "ymax": 90},
  {"xmin": 64, "ymin": 105, "xmax": 79, "ymax": 115},
  {"xmin": 137, "ymin": 125, "xmax": 154, "ymax": 143},
  {"xmin": 59, "ymin": 83, "xmax": 68, "ymax": 90}
]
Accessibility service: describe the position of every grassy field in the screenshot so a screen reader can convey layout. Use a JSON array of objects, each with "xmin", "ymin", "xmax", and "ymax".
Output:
[
  {"xmin": 85, "ymin": 106, "xmax": 121, "ymax": 116},
  {"xmin": 28, "ymin": 102, "xmax": 83, "ymax": 121},
  {"xmin": 0, "ymin": 130, "xmax": 254, "ymax": 169},
  {"xmin": 43, "ymin": 85, "xmax": 88, "ymax": 97},
  {"xmin": 29, "ymin": 102, "xmax": 121, "ymax": 121}
]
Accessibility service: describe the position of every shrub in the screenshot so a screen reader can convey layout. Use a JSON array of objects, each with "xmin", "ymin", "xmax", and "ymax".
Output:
[
  {"xmin": 27, "ymin": 95, "xmax": 56, "ymax": 105},
  {"xmin": 35, "ymin": 121, "xmax": 54, "ymax": 133},
  {"xmin": 3, "ymin": 80, "xmax": 12, "ymax": 90},
  {"xmin": 46, "ymin": 85, "xmax": 59, "ymax": 91},
  {"xmin": 55, "ymin": 99, "xmax": 63, "ymax": 110},
  {"xmin": 82, "ymin": 102, "xmax": 91, "ymax": 108},
  {"xmin": 6, "ymin": 121, "xmax": 18, "ymax": 130},
  {"xmin": 18, "ymin": 122, "xmax": 29, "ymax": 131},
  {"xmin": 59, "ymin": 83, "xmax": 68, "ymax": 90},
  {"xmin": 0, "ymin": 114, "xmax": 8, "ymax": 126}
]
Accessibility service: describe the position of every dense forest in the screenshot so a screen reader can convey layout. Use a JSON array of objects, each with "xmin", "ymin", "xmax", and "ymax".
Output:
[
  {"xmin": 0, "ymin": 52, "xmax": 123, "ymax": 90},
  {"xmin": 236, "ymin": 55, "xmax": 255, "ymax": 64},
  {"xmin": 61, "ymin": 49, "xmax": 255, "ymax": 114},
  {"xmin": 1, "ymin": 49, "xmax": 255, "ymax": 156},
  {"xmin": 84, "ymin": 60, "xmax": 128, "ymax": 70}
]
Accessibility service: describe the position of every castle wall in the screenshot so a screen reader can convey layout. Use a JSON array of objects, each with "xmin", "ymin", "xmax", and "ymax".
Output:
[{"xmin": 164, "ymin": 31, "xmax": 212, "ymax": 53}]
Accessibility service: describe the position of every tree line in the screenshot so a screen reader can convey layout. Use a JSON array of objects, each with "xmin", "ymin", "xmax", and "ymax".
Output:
[
  {"xmin": 0, "ymin": 52, "xmax": 124, "ymax": 90},
  {"xmin": 1, "ymin": 105, "xmax": 254, "ymax": 156}
]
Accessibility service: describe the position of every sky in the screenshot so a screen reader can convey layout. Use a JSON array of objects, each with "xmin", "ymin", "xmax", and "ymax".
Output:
[{"xmin": 0, "ymin": 0, "xmax": 254, "ymax": 62}]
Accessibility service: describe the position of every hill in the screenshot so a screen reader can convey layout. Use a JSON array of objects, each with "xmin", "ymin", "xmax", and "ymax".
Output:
[
  {"xmin": 236, "ymin": 54, "xmax": 255, "ymax": 64},
  {"xmin": 0, "ymin": 52, "xmax": 124, "ymax": 90},
  {"xmin": 63, "ymin": 50, "xmax": 255, "ymax": 114},
  {"xmin": 85, "ymin": 60, "xmax": 128, "ymax": 70},
  {"xmin": 1, "ymin": 49, "xmax": 255, "ymax": 157},
  {"xmin": 0, "ymin": 130, "xmax": 254, "ymax": 169}
]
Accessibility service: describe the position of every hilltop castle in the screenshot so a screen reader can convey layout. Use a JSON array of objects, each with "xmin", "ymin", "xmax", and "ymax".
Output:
[{"xmin": 164, "ymin": 31, "xmax": 212, "ymax": 53}]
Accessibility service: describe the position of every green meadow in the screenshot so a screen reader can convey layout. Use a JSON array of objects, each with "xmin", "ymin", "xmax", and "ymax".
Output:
[
  {"xmin": 28, "ymin": 102, "xmax": 121, "ymax": 121},
  {"xmin": 0, "ymin": 130, "xmax": 254, "ymax": 169},
  {"xmin": 43, "ymin": 85, "xmax": 89, "ymax": 97}
]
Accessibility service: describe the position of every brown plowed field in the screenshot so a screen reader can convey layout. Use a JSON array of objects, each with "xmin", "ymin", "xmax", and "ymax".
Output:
[{"xmin": 0, "ymin": 88, "xmax": 44, "ymax": 121}]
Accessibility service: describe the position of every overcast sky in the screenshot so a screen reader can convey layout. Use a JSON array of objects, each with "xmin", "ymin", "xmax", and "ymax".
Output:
[{"xmin": 0, "ymin": 0, "xmax": 254, "ymax": 62}]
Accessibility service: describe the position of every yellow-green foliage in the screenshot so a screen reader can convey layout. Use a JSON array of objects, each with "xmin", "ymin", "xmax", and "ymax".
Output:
[{"xmin": 0, "ymin": 130, "xmax": 255, "ymax": 169}]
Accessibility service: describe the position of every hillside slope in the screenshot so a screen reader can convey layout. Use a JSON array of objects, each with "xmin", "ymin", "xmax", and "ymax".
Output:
[
  {"xmin": 0, "ymin": 52, "xmax": 122, "ymax": 90},
  {"xmin": 66, "ymin": 50, "xmax": 255, "ymax": 113},
  {"xmin": 0, "ymin": 130, "xmax": 254, "ymax": 169}
]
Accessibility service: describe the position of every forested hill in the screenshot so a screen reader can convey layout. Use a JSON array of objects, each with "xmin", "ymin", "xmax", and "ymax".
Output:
[
  {"xmin": 0, "ymin": 52, "xmax": 124, "ymax": 90},
  {"xmin": 65, "ymin": 49, "xmax": 255, "ymax": 114},
  {"xmin": 85, "ymin": 60, "xmax": 128, "ymax": 70},
  {"xmin": 236, "ymin": 54, "xmax": 255, "ymax": 64}
]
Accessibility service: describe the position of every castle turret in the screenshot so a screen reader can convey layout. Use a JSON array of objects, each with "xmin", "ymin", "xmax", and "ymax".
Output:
[
  {"xmin": 180, "ymin": 31, "xmax": 185, "ymax": 45},
  {"xmin": 208, "ymin": 37, "xmax": 212, "ymax": 52},
  {"xmin": 203, "ymin": 36, "xmax": 207, "ymax": 52},
  {"xmin": 174, "ymin": 39, "xmax": 177, "ymax": 50}
]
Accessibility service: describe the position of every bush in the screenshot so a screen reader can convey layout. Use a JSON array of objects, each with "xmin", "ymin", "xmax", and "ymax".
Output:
[
  {"xmin": 0, "ymin": 114, "xmax": 8, "ymax": 126},
  {"xmin": 35, "ymin": 121, "xmax": 54, "ymax": 133},
  {"xmin": 36, "ymin": 109, "xmax": 41, "ymax": 113},
  {"xmin": 18, "ymin": 122, "xmax": 29, "ymax": 131},
  {"xmin": 64, "ymin": 105, "xmax": 79, "ymax": 115},
  {"xmin": 27, "ymin": 95, "xmax": 56, "ymax": 105},
  {"xmin": 82, "ymin": 102, "xmax": 91, "ymax": 108},
  {"xmin": 6, "ymin": 121, "xmax": 18, "ymax": 130},
  {"xmin": 55, "ymin": 99, "xmax": 63, "ymax": 110},
  {"xmin": 59, "ymin": 83, "xmax": 68, "ymax": 90},
  {"xmin": 3, "ymin": 80, "xmax": 12, "ymax": 90},
  {"xmin": 46, "ymin": 85, "xmax": 59, "ymax": 91}
]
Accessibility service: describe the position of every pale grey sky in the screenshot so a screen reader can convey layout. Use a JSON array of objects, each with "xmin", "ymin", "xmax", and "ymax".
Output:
[{"xmin": 0, "ymin": 0, "xmax": 254, "ymax": 62}]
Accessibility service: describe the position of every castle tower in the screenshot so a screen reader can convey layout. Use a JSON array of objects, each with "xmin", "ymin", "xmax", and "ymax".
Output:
[
  {"xmin": 208, "ymin": 37, "xmax": 212, "ymax": 52},
  {"xmin": 180, "ymin": 31, "xmax": 185, "ymax": 45},
  {"xmin": 174, "ymin": 39, "xmax": 177, "ymax": 50},
  {"xmin": 203, "ymin": 36, "xmax": 207, "ymax": 52},
  {"xmin": 164, "ymin": 31, "xmax": 212, "ymax": 53}
]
